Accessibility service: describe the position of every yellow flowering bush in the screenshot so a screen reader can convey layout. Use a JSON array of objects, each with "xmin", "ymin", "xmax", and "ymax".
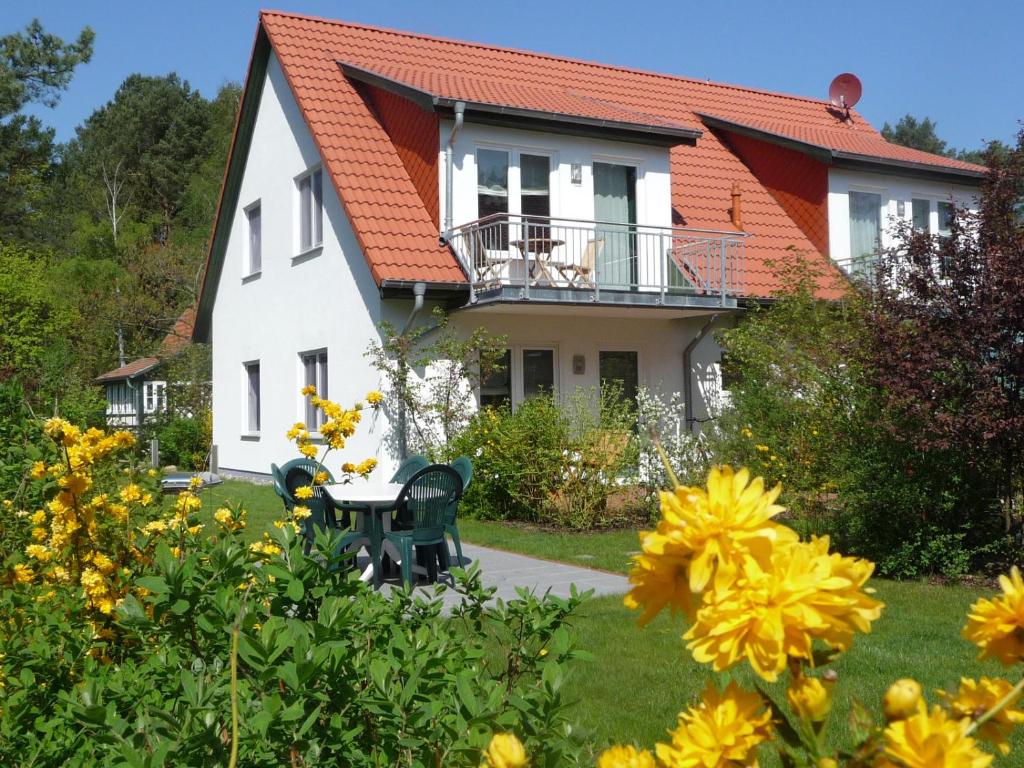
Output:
[{"xmin": 479, "ymin": 465, "xmax": 1024, "ymax": 767}]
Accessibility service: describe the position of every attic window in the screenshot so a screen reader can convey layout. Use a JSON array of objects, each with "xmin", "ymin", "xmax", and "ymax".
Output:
[{"xmin": 297, "ymin": 167, "xmax": 323, "ymax": 254}]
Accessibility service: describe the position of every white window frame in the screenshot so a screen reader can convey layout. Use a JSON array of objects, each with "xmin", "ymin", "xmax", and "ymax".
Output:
[
  {"xmin": 298, "ymin": 349, "xmax": 329, "ymax": 431},
  {"xmin": 244, "ymin": 200, "xmax": 262, "ymax": 277},
  {"xmin": 474, "ymin": 144, "xmax": 558, "ymax": 221},
  {"xmin": 144, "ymin": 381, "xmax": 167, "ymax": 414},
  {"xmin": 477, "ymin": 344, "xmax": 559, "ymax": 409},
  {"xmin": 846, "ymin": 184, "xmax": 887, "ymax": 268},
  {"xmin": 243, "ymin": 360, "xmax": 261, "ymax": 437},
  {"xmin": 294, "ymin": 165, "xmax": 324, "ymax": 257},
  {"xmin": 597, "ymin": 348, "xmax": 642, "ymax": 401}
]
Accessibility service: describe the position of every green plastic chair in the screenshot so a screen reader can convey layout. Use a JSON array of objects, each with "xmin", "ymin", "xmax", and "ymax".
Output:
[
  {"xmin": 383, "ymin": 465, "xmax": 463, "ymax": 586},
  {"xmin": 390, "ymin": 454, "xmax": 429, "ymax": 484},
  {"xmin": 270, "ymin": 463, "xmax": 290, "ymax": 512},
  {"xmin": 443, "ymin": 456, "xmax": 472, "ymax": 568},
  {"xmin": 278, "ymin": 458, "xmax": 345, "ymax": 549},
  {"xmin": 390, "ymin": 454, "xmax": 429, "ymax": 530}
]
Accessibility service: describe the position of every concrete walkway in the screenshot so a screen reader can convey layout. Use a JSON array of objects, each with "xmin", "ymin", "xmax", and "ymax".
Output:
[{"xmin": 375, "ymin": 542, "xmax": 629, "ymax": 609}]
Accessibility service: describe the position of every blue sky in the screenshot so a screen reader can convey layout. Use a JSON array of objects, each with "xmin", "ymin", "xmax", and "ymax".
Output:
[{"xmin": 11, "ymin": 0, "xmax": 1022, "ymax": 151}]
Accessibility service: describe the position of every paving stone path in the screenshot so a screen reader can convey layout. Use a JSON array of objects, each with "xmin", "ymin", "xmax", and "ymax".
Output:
[{"xmin": 374, "ymin": 542, "xmax": 629, "ymax": 609}]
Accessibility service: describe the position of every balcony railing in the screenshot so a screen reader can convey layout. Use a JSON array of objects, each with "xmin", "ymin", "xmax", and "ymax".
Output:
[{"xmin": 446, "ymin": 214, "xmax": 747, "ymax": 307}]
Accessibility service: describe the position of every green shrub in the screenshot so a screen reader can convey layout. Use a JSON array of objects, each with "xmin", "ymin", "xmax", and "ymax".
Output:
[
  {"xmin": 0, "ymin": 416, "xmax": 587, "ymax": 766},
  {"xmin": 152, "ymin": 412, "xmax": 212, "ymax": 470},
  {"xmin": 710, "ymin": 256, "xmax": 1004, "ymax": 579},
  {"xmin": 452, "ymin": 387, "xmax": 643, "ymax": 530}
]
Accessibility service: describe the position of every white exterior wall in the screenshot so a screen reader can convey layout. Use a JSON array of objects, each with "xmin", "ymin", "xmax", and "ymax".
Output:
[
  {"xmin": 440, "ymin": 120, "xmax": 674, "ymax": 229},
  {"xmin": 827, "ymin": 168, "xmax": 978, "ymax": 268},
  {"xmin": 210, "ymin": 52, "xmax": 404, "ymax": 478},
  {"xmin": 450, "ymin": 309, "xmax": 726, "ymax": 423}
]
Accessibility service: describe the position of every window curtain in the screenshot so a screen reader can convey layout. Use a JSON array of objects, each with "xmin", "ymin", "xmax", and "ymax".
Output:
[{"xmin": 848, "ymin": 191, "xmax": 881, "ymax": 270}]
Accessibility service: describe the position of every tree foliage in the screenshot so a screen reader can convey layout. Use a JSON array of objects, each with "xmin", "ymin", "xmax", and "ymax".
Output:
[
  {"xmin": 869, "ymin": 128, "xmax": 1024, "ymax": 531},
  {"xmin": 0, "ymin": 19, "xmax": 93, "ymax": 241}
]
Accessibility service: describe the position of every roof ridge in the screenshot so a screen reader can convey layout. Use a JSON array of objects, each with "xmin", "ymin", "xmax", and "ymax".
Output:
[{"xmin": 258, "ymin": 8, "xmax": 860, "ymax": 115}]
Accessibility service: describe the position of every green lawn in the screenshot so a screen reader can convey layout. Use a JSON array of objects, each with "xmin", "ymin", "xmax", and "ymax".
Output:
[{"xmin": 201, "ymin": 478, "xmax": 1017, "ymax": 763}]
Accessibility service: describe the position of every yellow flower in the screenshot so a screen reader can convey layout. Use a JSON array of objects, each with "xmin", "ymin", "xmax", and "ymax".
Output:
[
  {"xmin": 314, "ymin": 471, "xmax": 329, "ymax": 484},
  {"xmin": 624, "ymin": 535, "xmax": 695, "ymax": 626},
  {"xmin": 30, "ymin": 509, "xmax": 46, "ymax": 526},
  {"xmin": 660, "ymin": 466, "xmax": 795, "ymax": 594},
  {"xmin": 299, "ymin": 443, "xmax": 319, "ymax": 459},
  {"xmin": 755, "ymin": 444, "xmax": 769, "ymax": 452},
  {"xmin": 963, "ymin": 567, "xmax": 1024, "ymax": 665},
  {"xmin": 25, "ymin": 544, "xmax": 53, "ymax": 562},
  {"xmin": 481, "ymin": 733, "xmax": 527, "ymax": 768},
  {"xmin": 939, "ymin": 677, "xmax": 1024, "ymax": 755},
  {"xmin": 250, "ymin": 539, "xmax": 283, "ymax": 557},
  {"xmin": 294, "ymin": 485, "xmax": 314, "ymax": 500},
  {"xmin": 883, "ymin": 704, "xmax": 993, "ymax": 768},
  {"xmin": 147, "ymin": 468, "xmax": 158, "ymax": 478},
  {"xmin": 787, "ymin": 675, "xmax": 834, "ymax": 722},
  {"xmin": 31, "ymin": 526, "xmax": 47, "ymax": 541},
  {"xmin": 120, "ymin": 484, "xmax": 143, "ymax": 503},
  {"xmin": 140, "ymin": 519, "xmax": 168, "ymax": 535},
  {"xmin": 292, "ymin": 505, "xmax": 312, "ymax": 520},
  {"xmin": 685, "ymin": 537, "xmax": 883, "ymax": 682},
  {"xmin": 366, "ymin": 390, "xmax": 384, "ymax": 406},
  {"xmin": 11, "ymin": 563, "xmax": 34, "ymax": 584},
  {"xmin": 624, "ymin": 466, "xmax": 797, "ymax": 627},
  {"xmin": 655, "ymin": 681, "xmax": 772, "ymax": 768},
  {"xmin": 597, "ymin": 745, "xmax": 656, "ymax": 768},
  {"xmin": 30, "ymin": 460, "xmax": 46, "ymax": 480},
  {"xmin": 301, "ymin": 385, "xmax": 317, "ymax": 396},
  {"xmin": 213, "ymin": 507, "xmax": 246, "ymax": 531},
  {"xmin": 885, "ymin": 679, "xmax": 924, "ymax": 721}
]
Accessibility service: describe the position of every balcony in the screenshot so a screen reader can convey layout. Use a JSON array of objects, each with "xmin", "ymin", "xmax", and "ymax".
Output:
[{"xmin": 446, "ymin": 214, "xmax": 747, "ymax": 309}]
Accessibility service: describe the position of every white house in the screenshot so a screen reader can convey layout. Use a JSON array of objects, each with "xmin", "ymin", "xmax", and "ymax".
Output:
[
  {"xmin": 192, "ymin": 10, "xmax": 984, "ymax": 478},
  {"xmin": 96, "ymin": 307, "xmax": 196, "ymax": 428}
]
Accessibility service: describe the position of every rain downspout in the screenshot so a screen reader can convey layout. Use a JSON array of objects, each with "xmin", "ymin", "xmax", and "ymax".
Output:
[
  {"xmin": 683, "ymin": 314, "xmax": 719, "ymax": 433},
  {"xmin": 396, "ymin": 282, "xmax": 427, "ymax": 459},
  {"xmin": 442, "ymin": 101, "xmax": 466, "ymax": 238}
]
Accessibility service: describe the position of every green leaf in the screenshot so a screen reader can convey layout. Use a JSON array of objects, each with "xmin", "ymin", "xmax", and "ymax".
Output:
[
  {"xmin": 287, "ymin": 578, "xmax": 305, "ymax": 602},
  {"xmin": 135, "ymin": 576, "xmax": 170, "ymax": 594}
]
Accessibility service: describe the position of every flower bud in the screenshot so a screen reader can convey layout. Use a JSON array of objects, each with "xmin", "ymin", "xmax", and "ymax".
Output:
[
  {"xmin": 787, "ymin": 676, "xmax": 834, "ymax": 722},
  {"xmin": 884, "ymin": 678, "xmax": 923, "ymax": 720},
  {"xmin": 818, "ymin": 759, "xmax": 838, "ymax": 768},
  {"xmin": 482, "ymin": 733, "xmax": 527, "ymax": 768}
]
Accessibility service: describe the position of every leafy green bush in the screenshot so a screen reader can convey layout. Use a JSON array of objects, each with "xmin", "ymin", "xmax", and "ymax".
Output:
[
  {"xmin": 710, "ymin": 256, "xmax": 1004, "ymax": 578},
  {"xmin": 452, "ymin": 387, "xmax": 642, "ymax": 530},
  {"xmin": 0, "ymin": 417, "xmax": 588, "ymax": 766},
  {"xmin": 152, "ymin": 411, "xmax": 212, "ymax": 470}
]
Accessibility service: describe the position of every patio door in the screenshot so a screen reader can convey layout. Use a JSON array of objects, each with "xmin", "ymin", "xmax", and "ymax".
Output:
[{"xmin": 593, "ymin": 162, "xmax": 637, "ymax": 289}]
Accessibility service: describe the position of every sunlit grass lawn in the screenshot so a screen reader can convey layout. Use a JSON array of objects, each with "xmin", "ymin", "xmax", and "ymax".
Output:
[{"xmin": 202, "ymin": 479, "xmax": 1017, "ymax": 763}]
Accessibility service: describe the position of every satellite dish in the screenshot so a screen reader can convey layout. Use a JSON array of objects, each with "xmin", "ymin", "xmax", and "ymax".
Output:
[{"xmin": 828, "ymin": 73, "xmax": 862, "ymax": 111}]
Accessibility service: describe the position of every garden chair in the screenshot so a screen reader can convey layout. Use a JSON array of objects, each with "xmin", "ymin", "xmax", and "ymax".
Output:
[
  {"xmin": 278, "ymin": 458, "xmax": 351, "ymax": 552},
  {"xmin": 442, "ymin": 456, "xmax": 472, "ymax": 568},
  {"xmin": 270, "ymin": 462, "xmax": 290, "ymax": 512},
  {"xmin": 383, "ymin": 465, "xmax": 463, "ymax": 587},
  {"xmin": 390, "ymin": 454, "xmax": 429, "ymax": 530},
  {"xmin": 563, "ymin": 238, "xmax": 603, "ymax": 288}
]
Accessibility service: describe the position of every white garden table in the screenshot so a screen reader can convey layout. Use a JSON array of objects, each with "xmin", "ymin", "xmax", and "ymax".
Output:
[{"xmin": 324, "ymin": 481, "xmax": 405, "ymax": 587}]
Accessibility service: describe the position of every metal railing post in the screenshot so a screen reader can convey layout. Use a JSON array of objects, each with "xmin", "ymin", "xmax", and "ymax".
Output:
[
  {"xmin": 719, "ymin": 240, "xmax": 727, "ymax": 304},
  {"xmin": 659, "ymin": 231, "xmax": 666, "ymax": 303}
]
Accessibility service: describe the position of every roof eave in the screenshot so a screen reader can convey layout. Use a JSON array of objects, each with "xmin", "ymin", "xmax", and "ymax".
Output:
[
  {"xmin": 193, "ymin": 24, "xmax": 272, "ymax": 343},
  {"xmin": 340, "ymin": 61, "xmax": 700, "ymax": 147},
  {"xmin": 699, "ymin": 112, "xmax": 985, "ymax": 185}
]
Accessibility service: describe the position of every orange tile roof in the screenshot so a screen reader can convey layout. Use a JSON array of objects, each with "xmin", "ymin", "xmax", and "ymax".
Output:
[{"xmin": 235, "ymin": 10, "xmax": 981, "ymax": 300}]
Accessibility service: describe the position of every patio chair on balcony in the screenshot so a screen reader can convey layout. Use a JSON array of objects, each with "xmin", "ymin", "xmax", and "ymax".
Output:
[
  {"xmin": 383, "ymin": 465, "xmax": 464, "ymax": 586},
  {"xmin": 473, "ymin": 227, "xmax": 511, "ymax": 286},
  {"xmin": 563, "ymin": 238, "xmax": 604, "ymax": 288}
]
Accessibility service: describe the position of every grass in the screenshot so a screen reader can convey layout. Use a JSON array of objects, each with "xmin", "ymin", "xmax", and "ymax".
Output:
[{"xmin": 203, "ymin": 478, "xmax": 1019, "ymax": 763}]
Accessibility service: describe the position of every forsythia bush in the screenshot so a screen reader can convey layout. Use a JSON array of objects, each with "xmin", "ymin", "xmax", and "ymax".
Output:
[{"xmin": 481, "ymin": 466, "xmax": 1024, "ymax": 768}]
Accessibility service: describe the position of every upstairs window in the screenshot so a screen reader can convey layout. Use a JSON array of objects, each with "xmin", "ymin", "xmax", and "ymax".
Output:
[
  {"xmin": 848, "ymin": 191, "xmax": 881, "ymax": 270},
  {"xmin": 246, "ymin": 201, "xmax": 261, "ymax": 274},
  {"xmin": 477, "ymin": 149, "xmax": 509, "ymax": 250},
  {"xmin": 911, "ymin": 198, "xmax": 930, "ymax": 233},
  {"xmin": 297, "ymin": 167, "xmax": 323, "ymax": 253},
  {"xmin": 937, "ymin": 201, "xmax": 955, "ymax": 237},
  {"xmin": 300, "ymin": 350, "xmax": 328, "ymax": 429},
  {"xmin": 520, "ymin": 153, "xmax": 551, "ymax": 227}
]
